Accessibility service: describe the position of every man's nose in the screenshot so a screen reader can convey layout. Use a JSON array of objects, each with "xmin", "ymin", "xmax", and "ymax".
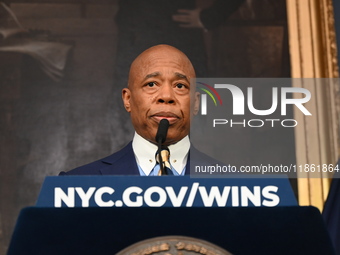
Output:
[{"xmin": 157, "ymin": 84, "xmax": 175, "ymax": 104}]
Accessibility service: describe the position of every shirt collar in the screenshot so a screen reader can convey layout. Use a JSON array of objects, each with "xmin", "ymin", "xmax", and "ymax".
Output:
[{"xmin": 132, "ymin": 132, "xmax": 190, "ymax": 176}]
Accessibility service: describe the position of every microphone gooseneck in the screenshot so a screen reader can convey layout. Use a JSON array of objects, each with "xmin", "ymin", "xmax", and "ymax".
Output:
[{"xmin": 155, "ymin": 119, "xmax": 169, "ymax": 175}]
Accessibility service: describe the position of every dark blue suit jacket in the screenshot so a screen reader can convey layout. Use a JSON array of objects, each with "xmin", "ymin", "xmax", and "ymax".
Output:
[
  {"xmin": 59, "ymin": 142, "xmax": 217, "ymax": 176},
  {"xmin": 323, "ymin": 160, "xmax": 340, "ymax": 255}
]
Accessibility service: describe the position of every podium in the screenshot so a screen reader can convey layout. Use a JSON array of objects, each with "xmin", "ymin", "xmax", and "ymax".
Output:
[
  {"xmin": 7, "ymin": 176, "xmax": 335, "ymax": 254},
  {"xmin": 36, "ymin": 176, "xmax": 297, "ymax": 207}
]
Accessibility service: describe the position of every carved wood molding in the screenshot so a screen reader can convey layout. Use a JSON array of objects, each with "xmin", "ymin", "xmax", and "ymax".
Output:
[{"xmin": 286, "ymin": 0, "xmax": 340, "ymax": 211}]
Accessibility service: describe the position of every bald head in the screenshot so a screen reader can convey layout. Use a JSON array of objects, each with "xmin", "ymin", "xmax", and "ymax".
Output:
[
  {"xmin": 128, "ymin": 44, "xmax": 196, "ymax": 88},
  {"xmin": 122, "ymin": 44, "xmax": 199, "ymax": 145}
]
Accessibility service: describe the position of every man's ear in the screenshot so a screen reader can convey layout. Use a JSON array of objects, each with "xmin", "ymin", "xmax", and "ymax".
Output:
[
  {"xmin": 122, "ymin": 88, "xmax": 131, "ymax": 112},
  {"xmin": 193, "ymin": 91, "xmax": 200, "ymax": 115}
]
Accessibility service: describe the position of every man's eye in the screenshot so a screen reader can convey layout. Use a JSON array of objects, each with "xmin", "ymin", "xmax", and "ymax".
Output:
[
  {"xmin": 146, "ymin": 82, "xmax": 156, "ymax": 87},
  {"xmin": 176, "ymin": 83, "xmax": 186, "ymax": 89},
  {"xmin": 142, "ymin": 81, "xmax": 158, "ymax": 93}
]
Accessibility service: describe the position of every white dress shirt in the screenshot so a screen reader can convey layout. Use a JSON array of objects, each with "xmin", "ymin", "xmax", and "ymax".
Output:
[{"xmin": 132, "ymin": 132, "xmax": 190, "ymax": 176}]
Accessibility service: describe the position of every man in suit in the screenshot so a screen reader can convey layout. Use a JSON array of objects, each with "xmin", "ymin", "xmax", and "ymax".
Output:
[{"xmin": 60, "ymin": 44, "xmax": 216, "ymax": 176}]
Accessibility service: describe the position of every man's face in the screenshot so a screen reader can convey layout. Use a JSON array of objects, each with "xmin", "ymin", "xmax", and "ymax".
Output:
[{"xmin": 122, "ymin": 46, "xmax": 199, "ymax": 145}]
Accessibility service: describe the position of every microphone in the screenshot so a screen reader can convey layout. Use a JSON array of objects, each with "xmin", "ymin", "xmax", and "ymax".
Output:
[
  {"xmin": 155, "ymin": 119, "xmax": 169, "ymax": 175},
  {"xmin": 155, "ymin": 119, "xmax": 169, "ymax": 145}
]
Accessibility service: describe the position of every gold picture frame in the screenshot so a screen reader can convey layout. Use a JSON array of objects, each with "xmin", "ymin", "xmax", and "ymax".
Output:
[{"xmin": 286, "ymin": 0, "xmax": 340, "ymax": 210}]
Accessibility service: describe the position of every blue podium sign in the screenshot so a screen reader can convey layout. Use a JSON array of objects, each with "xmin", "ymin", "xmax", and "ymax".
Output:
[{"xmin": 36, "ymin": 176, "xmax": 297, "ymax": 207}]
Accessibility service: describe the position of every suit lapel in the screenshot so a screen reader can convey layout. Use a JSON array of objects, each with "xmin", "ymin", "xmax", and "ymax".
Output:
[
  {"xmin": 185, "ymin": 145, "xmax": 219, "ymax": 175},
  {"xmin": 185, "ymin": 150, "xmax": 191, "ymax": 175},
  {"xmin": 99, "ymin": 142, "xmax": 140, "ymax": 175},
  {"xmin": 96, "ymin": 142, "xmax": 214, "ymax": 176}
]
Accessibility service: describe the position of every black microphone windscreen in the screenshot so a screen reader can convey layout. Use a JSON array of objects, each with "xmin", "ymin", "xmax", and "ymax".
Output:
[{"xmin": 155, "ymin": 119, "xmax": 169, "ymax": 144}]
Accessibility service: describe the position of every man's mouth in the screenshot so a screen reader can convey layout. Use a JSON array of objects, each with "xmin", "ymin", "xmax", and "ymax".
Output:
[{"xmin": 150, "ymin": 112, "xmax": 180, "ymax": 124}]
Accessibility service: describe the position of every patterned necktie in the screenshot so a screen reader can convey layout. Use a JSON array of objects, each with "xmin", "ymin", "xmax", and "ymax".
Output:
[{"xmin": 156, "ymin": 147, "xmax": 173, "ymax": 175}]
